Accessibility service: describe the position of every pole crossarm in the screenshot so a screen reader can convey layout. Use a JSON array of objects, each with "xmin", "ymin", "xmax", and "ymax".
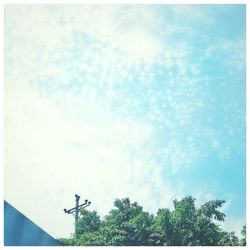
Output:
[
  {"xmin": 64, "ymin": 200, "xmax": 91, "ymax": 214},
  {"xmin": 63, "ymin": 194, "xmax": 91, "ymax": 240}
]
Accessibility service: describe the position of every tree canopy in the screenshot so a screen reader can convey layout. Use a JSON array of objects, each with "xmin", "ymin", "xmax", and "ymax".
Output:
[{"xmin": 58, "ymin": 196, "xmax": 246, "ymax": 246}]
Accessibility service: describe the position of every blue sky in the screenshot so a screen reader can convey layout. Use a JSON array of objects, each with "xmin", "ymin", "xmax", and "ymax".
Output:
[{"xmin": 5, "ymin": 5, "xmax": 246, "ymax": 237}]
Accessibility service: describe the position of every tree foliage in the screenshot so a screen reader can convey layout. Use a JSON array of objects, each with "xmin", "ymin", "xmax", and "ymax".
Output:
[{"xmin": 58, "ymin": 196, "xmax": 246, "ymax": 246}]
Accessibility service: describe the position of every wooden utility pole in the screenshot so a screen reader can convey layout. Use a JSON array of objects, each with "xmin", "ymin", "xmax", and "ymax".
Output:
[{"xmin": 64, "ymin": 194, "xmax": 91, "ymax": 240}]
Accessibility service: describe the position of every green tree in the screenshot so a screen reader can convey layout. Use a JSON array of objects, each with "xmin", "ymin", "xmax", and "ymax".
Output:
[
  {"xmin": 101, "ymin": 198, "xmax": 153, "ymax": 245},
  {"xmin": 194, "ymin": 199, "xmax": 226, "ymax": 245},
  {"xmin": 218, "ymin": 231, "xmax": 239, "ymax": 246},
  {"xmin": 59, "ymin": 196, "xmax": 244, "ymax": 247},
  {"xmin": 76, "ymin": 209, "xmax": 101, "ymax": 235},
  {"xmin": 74, "ymin": 209, "xmax": 103, "ymax": 246},
  {"xmin": 170, "ymin": 196, "xmax": 197, "ymax": 245},
  {"xmin": 150, "ymin": 208, "xmax": 173, "ymax": 245},
  {"xmin": 57, "ymin": 237, "xmax": 74, "ymax": 246},
  {"xmin": 155, "ymin": 197, "xmax": 227, "ymax": 246},
  {"xmin": 76, "ymin": 230, "xmax": 105, "ymax": 246},
  {"xmin": 240, "ymin": 225, "xmax": 246, "ymax": 246}
]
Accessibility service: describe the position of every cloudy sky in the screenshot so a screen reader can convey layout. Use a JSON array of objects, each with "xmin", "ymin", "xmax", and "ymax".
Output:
[{"xmin": 5, "ymin": 5, "xmax": 246, "ymax": 238}]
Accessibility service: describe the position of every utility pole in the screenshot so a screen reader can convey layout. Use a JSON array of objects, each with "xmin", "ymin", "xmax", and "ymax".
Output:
[{"xmin": 64, "ymin": 194, "xmax": 91, "ymax": 240}]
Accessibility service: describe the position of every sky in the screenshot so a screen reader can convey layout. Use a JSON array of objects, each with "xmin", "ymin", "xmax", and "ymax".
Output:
[{"xmin": 4, "ymin": 4, "xmax": 246, "ymax": 238}]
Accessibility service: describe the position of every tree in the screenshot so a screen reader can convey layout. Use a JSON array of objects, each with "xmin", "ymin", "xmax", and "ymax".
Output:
[
  {"xmin": 240, "ymin": 225, "xmax": 246, "ymax": 246},
  {"xmin": 170, "ymin": 196, "xmax": 197, "ymax": 245},
  {"xmin": 194, "ymin": 199, "xmax": 226, "ymax": 246},
  {"xmin": 58, "ymin": 196, "xmax": 244, "ymax": 246},
  {"xmin": 57, "ymin": 237, "xmax": 74, "ymax": 246},
  {"xmin": 74, "ymin": 209, "xmax": 103, "ymax": 246},
  {"xmin": 218, "ymin": 231, "xmax": 239, "ymax": 246},
  {"xmin": 76, "ymin": 209, "xmax": 101, "ymax": 235},
  {"xmin": 150, "ymin": 208, "xmax": 173, "ymax": 245},
  {"xmin": 100, "ymin": 198, "xmax": 153, "ymax": 246}
]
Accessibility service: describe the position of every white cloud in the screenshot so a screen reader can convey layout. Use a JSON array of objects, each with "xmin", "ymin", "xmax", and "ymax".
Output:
[
  {"xmin": 159, "ymin": 137, "xmax": 200, "ymax": 173},
  {"xmin": 4, "ymin": 4, "xmax": 245, "ymax": 239},
  {"xmin": 200, "ymin": 38, "xmax": 246, "ymax": 75},
  {"xmin": 5, "ymin": 4, "xmax": 165, "ymax": 80},
  {"xmin": 117, "ymin": 27, "xmax": 163, "ymax": 64},
  {"xmin": 5, "ymin": 80, "xmax": 182, "ymax": 237}
]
